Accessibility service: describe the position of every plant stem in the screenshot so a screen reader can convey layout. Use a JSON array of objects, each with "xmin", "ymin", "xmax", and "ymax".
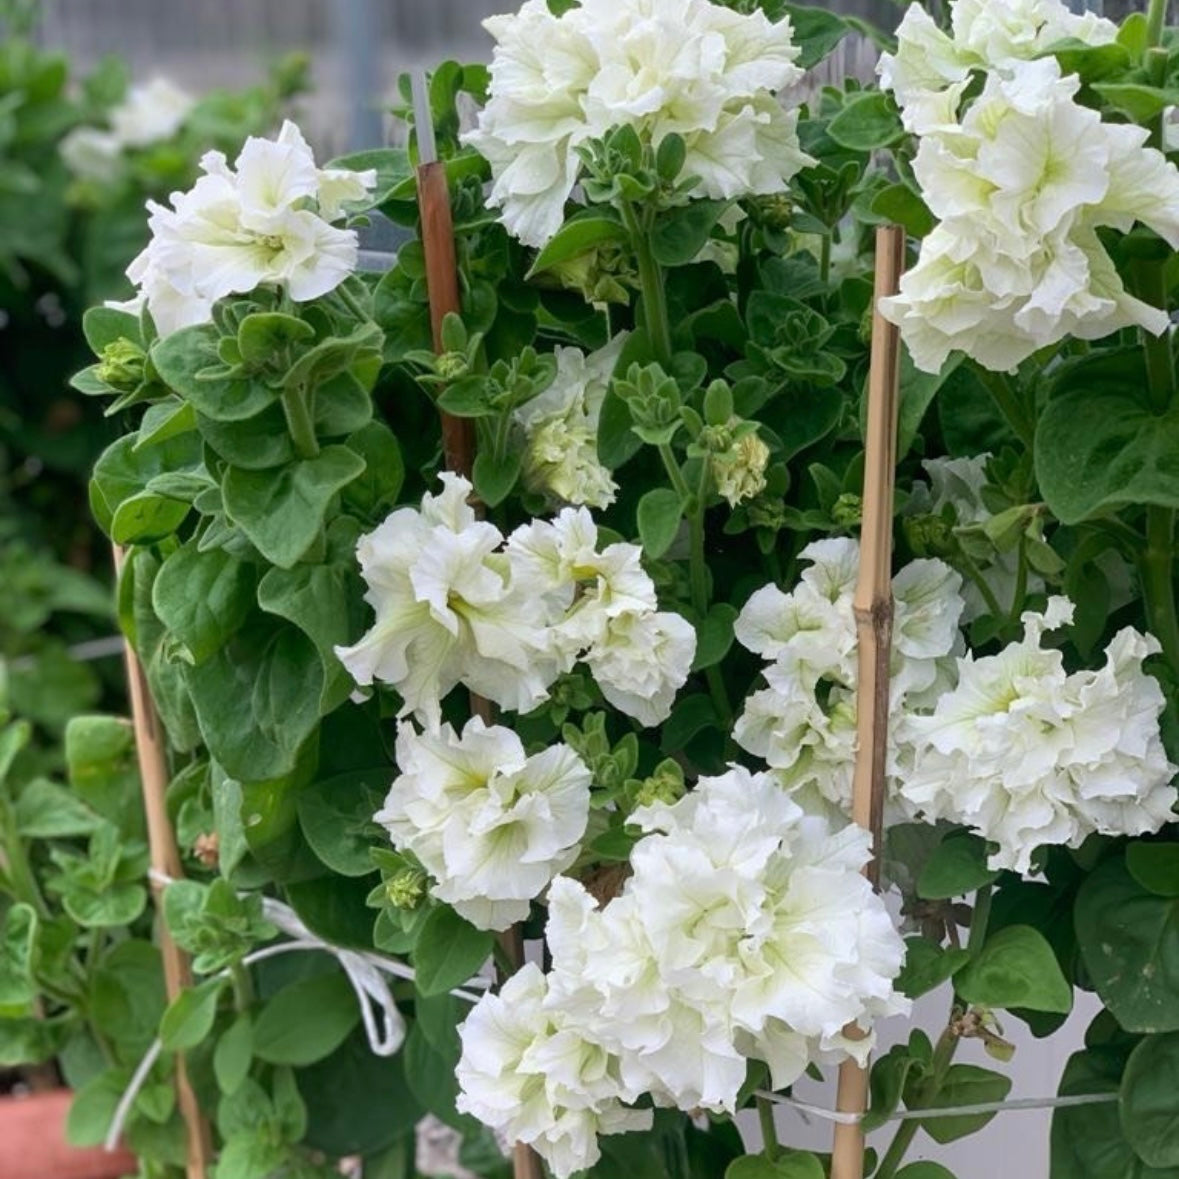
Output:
[
  {"xmin": 336, "ymin": 280, "xmax": 371, "ymax": 323},
  {"xmin": 281, "ymin": 384, "xmax": 320, "ymax": 460},
  {"xmin": 0, "ymin": 799, "xmax": 48, "ymax": 919},
  {"xmin": 1143, "ymin": 506, "xmax": 1179, "ymax": 673},
  {"xmin": 657, "ymin": 443, "xmax": 692, "ymax": 502},
  {"xmin": 690, "ymin": 464, "xmax": 734, "ymax": 727},
  {"xmin": 1147, "ymin": 0, "xmax": 1169, "ymax": 50},
  {"xmin": 875, "ymin": 1025, "xmax": 960, "ymax": 1179},
  {"xmin": 819, "ymin": 232, "xmax": 832, "ymax": 286},
  {"xmin": 757, "ymin": 1095, "xmax": 781, "ymax": 1161},
  {"xmin": 967, "ymin": 883, "xmax": 993, "ymax": 958},
  {"xmin": 1007, "ymin": 533, "xmax": 1029, "ymax": 625},
  {"xmin": 623, "ymin": 202, "xmax": 673, "ymax": 367},
  {"xmin": 956, "ymin": 550, "xmax": 1005, "ymax": 622},
  {"xmin": 229, "ymin": 960, "xmax": 255, "ymax": 1012},
  {"xmin": 1132, "ymin": 260, "xmax": 1175, "ymax": 416},
  {"xmin": 975, "ymin": 368, "xmax": 1035, "ymax": 450}
]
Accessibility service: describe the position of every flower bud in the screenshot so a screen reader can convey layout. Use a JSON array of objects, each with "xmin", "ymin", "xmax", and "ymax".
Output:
[
  {"xmin": 831, "ymin": 492, "xmax": 863, "ymax": 528},
  {"xmin": 904, "ymin": 513, "xmax": 958, "ymax": 559},
  {"xmin": 632, "ymin": 759, "xmax": 686, "ymax": 809},
  {"xmin": 97, "ymin": 337, "xmax": 146, "ymax": 392},
  {"xmin": 385, "ymin": 867, "xmax": 427, "ymax": 910}
]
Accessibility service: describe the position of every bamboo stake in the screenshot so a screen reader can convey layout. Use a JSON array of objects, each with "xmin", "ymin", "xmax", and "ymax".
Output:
[
  {"xmin": 411, "ymin": 74, "xmax": 543, "ymax": 1179},
  {"xmin": 829, "ymin": 225, "xmax": 906, "ymax": 1179},
  {"xmin": 112, "ymin": 547, "xmax": 212, "ymax": 1179}
]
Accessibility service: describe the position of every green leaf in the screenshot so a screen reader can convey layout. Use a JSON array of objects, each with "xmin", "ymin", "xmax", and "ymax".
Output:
[
  {"xmin": 660, "ymin": 694, "xmax": 720, "ymax": 754},
  {"xmin": 1094, "ymin": 82, "xmax": 1179, "ymax": 121},
  {"xmin": 160, "ymin": 978, "xmax": 226, "ymax": 1050},
  {"xmin": 472, "ymin": 448, "xmax": 521, "ymax": 509},
  {"xmin": 724, "ymin": 1151, "xmax": 825, "ymax": 1179},
  {"xmin": 896, "ymin": 1166, "xmax": 958, "ymax": 1179},
  {"xmin": 135, "ymin": 398, "xmax": 198, "ymax": 451},
  {"xmin": 256, "ymin": 518, "xmax": 367, "ymax": 713},
  {"xmin": 0, "ymin": 904, "xmax": 37, "ymax": 1008},
  {"xmin": 897, "ymin": 352, "xmax": 963, "ymax": 459},
  {"xmin": 296, "ymin": 770, "xmax": 386, "ymax": 877},
  {"xmin": 67, "ymin": 1071, "xmax": 128, "ymax": 1147},
  {"xmin": 914, "ymin": 1063, "xmax": 1012, "ymax": 1143},
  {"xmin": 222, "ymin": 446, "xmax": 366, "ymax": 569},
  {"xmin": 152, "ymin": 541, "xmax": 255, "ymax": 665},
  {"xmin": 1128, "ymin": 844, "xmax": 1179, "ymax": 898},
  {"xmin": 691, "ymin": 603, "xmax": 738, "ymax": 672},
  {"xmin": 956, "ymin": 925, "xmax": 1073, "ymax": 1014},
  {"xmin": 297, "ymin": 1026, "xmax": 423, "ymax": 1156},
  {"xmin": 83, "ymin": 306, "xmax": 142, "ymax": 355},
  {"xmin": 324, "ymin": 147, "xmax": 414, "ymax": 208},
  {"xmin": 917, "ymin": 833, "xmax": 998, "ymax": 900},
  {"xmin": 1076, "ymin": 856, "xmax": 1179, "ymax": 1033},
  {"xmin": 527, "ymin": 213, "xmax": 628, "ymax": 278},
  {"xmin": 185, "ymin": 621, "xmax": 322, "ymax": 782},
  {"xmin": 403, "ymin": 1020, "xmax": 476, "ymax": 1132},
  {"xmin": 1050, "ymin": 1050, "xmax": 1140, "ymax": 1179},
  {"xmin": 896, "ymin": 937, "xmax": 971, "ymax": 1000},
  {"xmin": 412, "ymin": 906, "xmax": 494, "ymax": 997},
  {"xmin": 90, "ymin": 432, "xmax": 202, "ymax": 535},
  {"xmin": 254, "ymin": 971, "xmax": 361, "ymax": 1066},
  {"xmin": 153, "ymin": 325, "xmax": 281, "ymax": 421},
  {"xmin": 636, "ymin": 488, "xmax": 683, "ymax": 559},
  {"xmin": 237, "ymin": 312, "xmax": 315, "ymax": 364},
  {"xmin": 783, "ymin": 4, "xmax": 850, "ymax": 69},
  {"xmin": 827, "ymin": 91, "xmax": 904, "ymax": 152},
  {"xmin": 110, "ymin": 492, "xmax": 191, "ymax": 544},
  {"xmin": 1120, "ymin": 1032, "xmax": 1179, "ymax": 1167},
  {"xmin": 865, "ymin": 1039, "xmax": 928, "ymax": 1133},
  {"xmin": 870, "ymin": 183, "xmax": 935, "ymax": 238},
  {"xmin": 1036, "ymin": 348, "xmax": 1179, "ymax": 525},
  {"xmin": 285, "ymin": 874, "xmax": 376, "ymax": 950},
  {"xmin": 341, "ymin": 422, "xmax": 405, "ymax": 519},
  {"xmin": 91, "ymin": 940, "xmax": 166, "ymax": 1057},
  {"xmin": 1047, "ymin": 38, "xmax": 1133, "ymax": 83},
  {"xmin": 14, "ymin": 778, "xmax": 102, "ymax": 839},
  {"xmin": 651, "ymin": 200, "xmax": 733, "ymax": 267},
  {"xmin": 214, "ymin": 1013, "xmax": 254, "ymax": 1094}
]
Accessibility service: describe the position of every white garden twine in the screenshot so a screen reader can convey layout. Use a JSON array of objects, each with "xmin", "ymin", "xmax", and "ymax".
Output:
[
  {"xmin": 105, "ymin": 873, "xmax": 1117, "ymax": 1152},
  {"xmin": 104, "ymin": 873, "xmax": 489, "ymax": 1152}
]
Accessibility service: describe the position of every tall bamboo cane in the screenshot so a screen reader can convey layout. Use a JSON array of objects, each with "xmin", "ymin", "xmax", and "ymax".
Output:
[
  {"xmin": 411, "ymin": 73, "xmax": 543, "ymax": 1179},
  {"xmin": 829, "ymin": 225, "xmax": 906, "ymax": 1179},
  {"xmin": 113, "ymin": 546, "xmax": 213, "ymax": 1179}
]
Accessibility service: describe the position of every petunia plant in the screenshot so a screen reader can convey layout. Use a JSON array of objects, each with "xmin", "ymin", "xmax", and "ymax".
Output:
[{"xmin": 68, "ymin": 0, "xmax": 1179, "ymax": 1177}]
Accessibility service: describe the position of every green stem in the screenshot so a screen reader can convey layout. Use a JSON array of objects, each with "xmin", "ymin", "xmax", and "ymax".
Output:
[
  {"xmin": 819, "ymin": 232, "xmax": 832, "ymax": 286},
  {"xmin": 876, "ymin": 1026, "xmax": 960, "ymax": 1179},
  {"xmin": 757, "ymin": 1095, "xmax": 780, "ymax": 1161},
  {"xmin": 0, "ymin": 800, "xmax": 48, "ymax": 919},
  {"xmin": 229, "ymin": 960, "xmax": 255, "ymax": 1012},
  {"xmin": 689, "ymin": 464, "xmax": 734, "ymax": 728},
  {"xmin": 657, "ymin": 443, "xmax": 692, "ymax": 502},
  {"xmin": 623, "ymin": 203, "xmax": 673, "ymax": 367},
  {"xmin": 281, "ymin": 384, "xmax": 320, "ymax": 460},
  {"xmin": 975, "ymin": 367, "xmax": 1035, "ymax": 450},
  {"xmin": 1008, "ymin": 533, "xmax": 1029, "ymax": 625},
  {"xmin": 957, "ymin": 550, "xmax": 1005, "ymax": 622},
  {"xmin": 1147, "ymin": 0, "xmax": 1168, "ymax": 50},
  {"xmin": 1143, "ymin": 506, "xmax": 1179, "ymax": 673},
  {"xmin": 336, "ymin": 280, "xmax": 371, "ymax": 324},
  {"xmin": 1132, "ymin": 260, "xmax": 1175, "ymax": 416},
  {"xmin": 967, "ymin": 883, "xmax": 993, "ymax": 958}
]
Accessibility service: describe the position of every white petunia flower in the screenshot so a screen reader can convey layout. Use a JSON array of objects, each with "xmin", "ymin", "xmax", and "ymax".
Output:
[
  {"xmin": 733, "ymin": 539, "xmax": 964, "ymax": 808},
  {"xmin": 456, "ymin": 963, "xmax": 652, "ymax": 1179},
  {"xmin": 464, "ymin": 0, "xmax": 811, "ymax": 247},
  {"xmin": 539, "ymin": 768, "xmax": 908, "ymax": 1114},
  {"xmin": 895, "ymin": 598, "xmax": 1177, "ymax": 872},
  {"xmin": 109, "ymin": 77, "xmax": 194, "ymax": 148},
  {"xmin": 60, "ymin": 127, "xmax": 124, "ymax": 184},
  {"xmin": 335, "ymin": 473, "xmax": 565, "ymax": 726},
  {"xmin": 586, "ymin": 609, "xmax": 697, "ymax": 728},
  {"xmin": 514, "ymin": 334, "xmax": 627, "ymax": 509},
  {"xmin": 377, "ymin": 718, "xmax": 591, "ymax": 930},
  {"xmin": 115, "ymin": 120, "xmax": 375, "ymax": 335},
  {"xmin": 880, "ymin": 43, "xmax": 1179, "ymax": 372}
]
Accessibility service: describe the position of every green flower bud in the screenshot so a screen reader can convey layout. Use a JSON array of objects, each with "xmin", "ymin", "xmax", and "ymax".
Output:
[
  {"xmin": 904, "ymin": 513, "xmax": 958, "ymax": 560},
  {"xmin": 633, "ymin": 759, "xmax": 686, "ymax": 809},
  {"xmin": 753, "ymin": 192, "xmax": 794, "ymax": 232},
  {"xmin": 747, "ymin": 496, "xmax": 788, "ymax": 531},
  {"xmin": 831, "ymin": 493, "xmax": 863, "ymax": 528},
  {"xmin": 436, "ymin": 351, "xmax": 469, "ymax": 382},
  {"xmin": 385, "ymin": 868, "xmax": 427, "ymax": 910},
  {"xmin": 97, "ymin": 337, "xmax": 146, "ymax": 392}
]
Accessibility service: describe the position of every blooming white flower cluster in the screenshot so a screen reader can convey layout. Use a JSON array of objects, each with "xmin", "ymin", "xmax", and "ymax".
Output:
[
  {"xmin": 513, "ymin": 335, "xmax": 626, "ymax": 509},
  {"xmin": 733, "ymin": 538, "xmax": 965, "ymax": 811},
  {"xmin": 894, "ymin": 598, "xmax": 1178, "ymax": 872},
  {"xmin": 61, "ymin": 77, "xmax": 194, "ymax": 184},
  {"xmin": 456, "ymin": 767, "xmax": 908, "ymax": 1176},
  {"xmin": 878, "ymin": 1, "xmax": 1179, "ymax": 373},
  {"xmin": 111, "ymin": 120, "xmax": 375, "ymax": 336},
  {"xmin": 377, "ymin": 718, "xmax": 591, "ymax": 930},
  {"xmin": 336, "ymin": 475, "xmax": 696, "ymax": 728},
  {"xmin": 465, "ymin": 0, "xmax": 812, "ymax": 246}
]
